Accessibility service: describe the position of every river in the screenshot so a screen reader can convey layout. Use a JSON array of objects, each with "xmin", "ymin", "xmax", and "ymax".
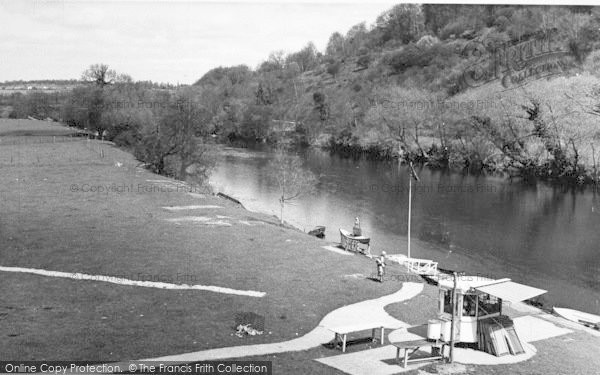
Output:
[{"xmin": 210, "ymin": 146, "xmax": 600, "ymax": 315}]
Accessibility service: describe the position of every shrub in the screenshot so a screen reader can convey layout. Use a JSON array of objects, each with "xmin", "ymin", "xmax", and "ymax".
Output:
[
  {"xmin": 584, "ymin": 49, "xmax": 600, "ymax": 75},
  {"xmin": 493, "ymin": 15, "xmax": 510, "ymax": 31},
  {"xmin": 440, "ymin": 21, "xmax": 468, "ymax": 40},
  {"xmin": 326, "ymin": 62, "xmax": 342, "ymax": 77},
  {"xmin": 356, "ymin": 54, "xmax": 371, "ymax": 69},
  {"xmin": 416, "ymin": 35, "xmax": 440, "ymax": 48}
]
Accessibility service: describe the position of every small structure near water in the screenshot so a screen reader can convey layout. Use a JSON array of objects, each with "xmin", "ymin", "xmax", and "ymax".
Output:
[{"xmin": 428, "ymin": 275, "xmax": 547, "ymax": 356}]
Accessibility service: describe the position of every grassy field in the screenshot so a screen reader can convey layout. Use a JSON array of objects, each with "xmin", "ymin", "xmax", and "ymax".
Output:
[
  {"xmin": 0, "ymin": 119, "xmax": 414, "ymax": 361},
  {"xmin": 2, "ymin": 119, "xmax": 599, "ymax": 375}
]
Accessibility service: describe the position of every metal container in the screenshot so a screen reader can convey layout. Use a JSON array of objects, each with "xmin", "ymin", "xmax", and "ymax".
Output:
[{"xmin": 427, "ymin": 319, "xmax": 442, "ymax": 340}]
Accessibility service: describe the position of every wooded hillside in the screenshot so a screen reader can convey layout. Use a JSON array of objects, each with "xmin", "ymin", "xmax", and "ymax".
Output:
[{"xmin": 6, "ymin": 4, "xmax": 600, "ymax": 184}]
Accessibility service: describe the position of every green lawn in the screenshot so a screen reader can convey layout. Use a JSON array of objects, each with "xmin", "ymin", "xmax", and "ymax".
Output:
[
  {"xmin": 0, "ymin": 119, "xmax": 416, "ymax": 361},
  {"xmin": 2, "ymin": 119, "xmax": 599, "ymax": 375}
]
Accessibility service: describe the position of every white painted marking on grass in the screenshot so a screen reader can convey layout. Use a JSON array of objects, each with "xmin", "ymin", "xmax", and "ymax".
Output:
[
  {"xmin": 343, "ymin": 273, "xmax": 367, "ymax": 279},
  {"xmin": 163, "ymin": 205, "xmax": 222, "ymax": 211},
  {"xmin": 146, "ymin": 179, "xmax": 191, "ymax": 188},
  {"xmin": 146, "ymin": 179, "xmax": 185, "ymax": 185},
  {"xmin": 238, "ymin": 220, "xmax": 264, "ymax": 226},
  {"xmin": 217, "ymin": 215, "xmax": 232, "ymax": 219},
  {"xmin": 322, "ymin": 245, "xmax": 352, "ymax": 256},
  {"xmin": 0, "ymin": 266, "xmax": 265, "ymax": 297},
  {"xmin": 204, "ymin": 220, "xmax": 232, "ymax": 227},
  {"xmin": 165, "ymin": 217, "xmax": 232, "ymax": 226},
  {"xmin": 188, "ymin": 193, "xmax": 206, "ymax": 199},
  {"xmin": 166, "ymin": 216, "xmax": 211, "ymax": 222}
]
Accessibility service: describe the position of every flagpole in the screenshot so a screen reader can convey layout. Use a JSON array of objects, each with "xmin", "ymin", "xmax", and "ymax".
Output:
[
  {"xmin": 407, "ymin": 161, "xmax": 420, "ymax": 259},
  {"xmin": 407, "ymin": 163, "xmax": 412, "ymax": 259}
]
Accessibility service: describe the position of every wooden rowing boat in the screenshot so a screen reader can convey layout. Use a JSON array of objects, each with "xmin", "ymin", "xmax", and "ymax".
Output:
[
  {"xmin": 308, "ymin": 226, "xmax": 326, "ymax": 238},
  {"xmin": 339, "ymin": 228, "xmax": 370, "ymax": 254},
  {"xmin": 553, "ymin": 307, "xmax": 600, "ymax": 329},
  {"xmin": 217, "ymin": 192, "xmax": 245, "ymax": 208}
]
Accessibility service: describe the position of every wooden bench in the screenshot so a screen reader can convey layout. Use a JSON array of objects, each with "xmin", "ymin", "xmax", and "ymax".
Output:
[
  {"xmin": 391, "ymin": 339, "xmax": 446, "ymax": 368},
  {"xmin": 327, "ymin": 323, "xmax": 386, "ymax": 352}
]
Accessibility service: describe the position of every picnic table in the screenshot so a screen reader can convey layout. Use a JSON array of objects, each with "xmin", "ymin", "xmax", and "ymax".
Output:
[
  {"xmin": 391, "ymin": 339, "xmax": 446, "ymax": 368},
  {"xmin": 327, "ymin": 322, "xmax": 386, "ymax": 352}
]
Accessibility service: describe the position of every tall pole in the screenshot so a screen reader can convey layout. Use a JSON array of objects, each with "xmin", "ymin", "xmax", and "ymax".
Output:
[
  {"xmin": 449, "ymin": 271, "xmax": 458, "ymax": 363},
  {"xmin": 407, "ymin": 169, "xmax": 412, "ymax": 259}
]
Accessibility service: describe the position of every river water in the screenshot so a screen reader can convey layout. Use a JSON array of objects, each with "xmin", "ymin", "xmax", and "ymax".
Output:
[{"xmin": 210, "ymin": 146, "xmax": 600, "ymax": 315}]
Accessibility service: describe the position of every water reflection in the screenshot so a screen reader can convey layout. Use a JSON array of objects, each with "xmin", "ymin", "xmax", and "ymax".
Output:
[{"xmin": 211, "ymin": 146, "xmax": 600, "ymax": 314}]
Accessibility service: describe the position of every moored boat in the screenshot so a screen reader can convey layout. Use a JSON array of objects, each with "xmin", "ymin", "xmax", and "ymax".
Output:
[
  {"xmin": 553, "ymin": 307, "xmax": 600, "ymax": 329},
  {"xmin": 339, "ymin": 228, "xmax": 370, "ymax": 254},
  {"xmin": 308, "ymin": 226, "xmax": 326, "ymax": 238}
]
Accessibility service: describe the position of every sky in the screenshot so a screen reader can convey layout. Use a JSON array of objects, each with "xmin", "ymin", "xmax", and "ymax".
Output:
[{"xmin": 0, "ymin": 0, "xmax": 399, "ymax": 84}]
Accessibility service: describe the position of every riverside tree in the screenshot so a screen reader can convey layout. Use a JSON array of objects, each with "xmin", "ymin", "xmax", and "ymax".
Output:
[
  {"xmin": 76, "ymin": 64, "xmax": 133, "ymax": 137},
  {"xmin": 266, "ymin": 147, "xmax": 318, "ymax": 225},
  {"xmin": 135, "ymin": 87, "xmax": 215, "ymax": 184}
]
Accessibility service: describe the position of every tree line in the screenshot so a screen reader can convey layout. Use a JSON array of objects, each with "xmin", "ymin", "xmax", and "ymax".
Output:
[{"xmin": 4, "ymin": 4, "xmax": 600, "ymax": 185}]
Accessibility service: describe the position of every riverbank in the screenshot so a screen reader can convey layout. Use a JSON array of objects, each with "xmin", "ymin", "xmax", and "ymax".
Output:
[
  {"xmin": 0, "ymin": 119, "xmax": 410, "ymax": 360},
  {"xmin": 2, "ymin": 119, "xmax": 598, "ymax": 374},
  {"xmin": 212, "ymin": 144, "xmax": 600, "ymax": 316},
  {"xmin": 322, "ymin": 138, "xmax": 600, "ymax": 186},
  {"xmin": 223, "ymin": 135, "xmax": 600, "ymax": 187}
]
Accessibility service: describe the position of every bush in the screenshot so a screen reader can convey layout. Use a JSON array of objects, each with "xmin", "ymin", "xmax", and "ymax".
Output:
[
  {"xmin": 8, "ymin": 92, "xmax": 57, "ymax": 119},
  {"xmin": 386, "ymin": 43, "xmax": 455, "ymax": 74},
  {"xmin": 356, "ymin": 54, "xmax": 371, "ymax": 69},
  {"xmin": 440, "ymin": 21, "xmax": 468, "ymax": 40},
  {"xmin": 323, "ymin": 56, "xmax": 336, "ymax": 65},
  {"xmin": 584, "ymin": 49, "xmax": 600, "ymax": 75},
  {"xmin": 112, "ymin": 129, "xmax": 141, "ymax": 148},
  {"xmin": 326, "ymin": 62, "xmax": 342, "ymax": 77},
  {"xmin": 416, "ymin": 35, "xmax": 440, "ymax": 48},
  {"xmin": 480, "ymin": 28, "xmax": 510, "ymax": 49},
  {"xmin": 493, "ymin": 15, "xmax": 510, "ymax": 31}
]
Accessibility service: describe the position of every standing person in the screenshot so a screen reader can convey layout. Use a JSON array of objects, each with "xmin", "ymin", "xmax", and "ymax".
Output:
[
  {"xmin": 376, "ymin": 251, "xmax": 386, "ymax": 282},
  {"xmin": 352, "ymin": 217, "xmax": 362, "ymax": 236}
]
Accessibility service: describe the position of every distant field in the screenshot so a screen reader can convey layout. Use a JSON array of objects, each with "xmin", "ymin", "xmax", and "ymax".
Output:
[
  {"xmin": 0, "ymin": 119, "xmax": 77, "ymax": 137},
  {"xmin": 0, "ymin": 119, "xmax": 411, "ymax": 362},
  {"xmin": 0, "ymin": 88, "xmax": 71, "ymax": 96}
]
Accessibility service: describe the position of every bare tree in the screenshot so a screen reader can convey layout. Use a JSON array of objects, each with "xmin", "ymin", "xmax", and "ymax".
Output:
[
  {"xmin": 82, "ymin": 64, "xmax": 130, "ymax": 86},
  {"xmin": 266, "ymin": 147, "xmax": 318, "ymax": 225}
]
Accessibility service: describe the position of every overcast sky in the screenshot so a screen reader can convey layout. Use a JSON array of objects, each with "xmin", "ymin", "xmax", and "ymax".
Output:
[{"xmin": 0, "ymin": 0, "xmax": 400, "ymax": 84}]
